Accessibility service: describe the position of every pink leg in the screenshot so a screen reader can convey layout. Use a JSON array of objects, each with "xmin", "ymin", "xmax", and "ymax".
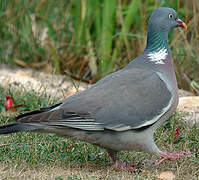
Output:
[
  {"xmin": 156, "ymin": 151, "xmax": 191, "ymax": 165},
  {"xmin": 106, "ymin": 149, "xmax": 136, "ymax": 170}
]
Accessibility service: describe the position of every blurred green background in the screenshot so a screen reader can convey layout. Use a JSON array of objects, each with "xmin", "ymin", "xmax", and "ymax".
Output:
[{"xmin": 0, "ymin": 0, "xmax": 198, "ymax": 91}]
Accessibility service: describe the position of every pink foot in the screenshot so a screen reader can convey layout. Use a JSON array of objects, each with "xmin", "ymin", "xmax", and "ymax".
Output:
[
  {"xmin": 109, "ymin": 160, "xmax": 136, "ymax": 170},
  {"xmin": 106, "ymin": 149, "xmax": 136, "ymax": 170},
  {"xmin": 156, "ymin": 151, "xmax": 191, "ymax": 165}
]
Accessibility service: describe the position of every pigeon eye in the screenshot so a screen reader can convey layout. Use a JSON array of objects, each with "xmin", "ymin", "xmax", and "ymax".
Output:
[{"xmin": 168, "ymin": 13, "xmax": 174, "ymax": 19}]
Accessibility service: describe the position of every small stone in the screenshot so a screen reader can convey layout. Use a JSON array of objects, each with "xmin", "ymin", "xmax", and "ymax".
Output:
[
  {"xmin": 156, "ymin": 171, "xmax": 176, "ymax": 180},
  {"xmin": 177, "ymin": 96, "xmax": 199, "ymax": 124}
]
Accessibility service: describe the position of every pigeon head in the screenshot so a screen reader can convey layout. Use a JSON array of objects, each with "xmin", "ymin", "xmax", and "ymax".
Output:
[
  {"xmin": 148, "ymin": 7, "xmax": 187, "ymax": 33},
  {"xmin": 146, "ymin": 7, "xmax": 186, "ymax": 53}
]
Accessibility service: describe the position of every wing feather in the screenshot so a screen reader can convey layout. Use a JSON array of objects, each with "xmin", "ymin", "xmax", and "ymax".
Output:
[{"xmin": 17, "ymin": 69, "xmax": 174, "ymax": 132}]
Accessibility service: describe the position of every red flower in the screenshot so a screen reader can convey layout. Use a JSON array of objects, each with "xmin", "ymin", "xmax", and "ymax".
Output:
[
  {"xmin": 174, "ymin": 128, "xmax": 180, "ymax": 139},
  {"xmin": 176, "ymin": 128, "xmax": 180, "ymax": 136},
  {"xmin": 5, "ymin": 96, "xmax": 23, "ymax": 111},
  {"xmin": 5, "ymin": 96, "xmax": 13, "ymax": 111},
  {"xmin": 67, "ymin": 145, "xmax": 72, "ymax": 150},
  {"xmin": 59, "ymin": 146, "xmax": 62, "ymax": 150}
]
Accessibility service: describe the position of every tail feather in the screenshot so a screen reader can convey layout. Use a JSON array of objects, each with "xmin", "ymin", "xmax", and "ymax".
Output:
[
  {"xmin": 0, "ymin": 123, "xmax": 43, "ymax": 134},
  {"xmin": 16, "ymin": 103, "xmax": 61, "ymax": 121}
]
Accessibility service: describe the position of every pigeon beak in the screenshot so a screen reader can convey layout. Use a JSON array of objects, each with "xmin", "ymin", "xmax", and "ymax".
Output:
[{"xmin": 176, "ymin": 19, "xmax": 187, "ymax": 30}]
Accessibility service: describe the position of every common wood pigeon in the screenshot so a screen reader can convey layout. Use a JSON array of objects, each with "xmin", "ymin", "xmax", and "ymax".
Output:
[{"xmin": 0, "ymin": 7, "xmax": 190, "ymax": 169}]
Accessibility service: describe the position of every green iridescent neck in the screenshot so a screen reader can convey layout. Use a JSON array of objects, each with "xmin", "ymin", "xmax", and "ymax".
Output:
[{"xmin": 146, "ymin": 31, "xmax": 169, "ymax": 52}]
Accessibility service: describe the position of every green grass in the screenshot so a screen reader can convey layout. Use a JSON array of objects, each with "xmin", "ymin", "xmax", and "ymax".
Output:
[
  {"xmin": 0, "ymin": 85, "xmax": 198, "ymax": 179},
  {"xmin": 0, "ymin": 0, "xmax": 198, "ymax": 90}
]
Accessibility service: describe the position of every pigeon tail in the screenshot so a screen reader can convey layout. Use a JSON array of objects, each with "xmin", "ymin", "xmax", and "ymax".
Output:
[{"xmin": 0, "ymin": 123, "xmax": 42, "ymax": 134}]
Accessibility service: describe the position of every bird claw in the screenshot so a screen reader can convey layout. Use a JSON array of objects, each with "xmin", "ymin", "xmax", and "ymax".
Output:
[
  {"xmin": 109, "ymin": 161, "xmax": 136, "ymax": 170},
  {"xmin": 156, "ymin": 151, "xmax": 191, "ymax": 165}
]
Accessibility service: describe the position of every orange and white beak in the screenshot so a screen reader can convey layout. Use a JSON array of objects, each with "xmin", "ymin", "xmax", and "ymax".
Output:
[{"xmin": 176, "ymin": 19, "xmax": 187, "ymax": 30}]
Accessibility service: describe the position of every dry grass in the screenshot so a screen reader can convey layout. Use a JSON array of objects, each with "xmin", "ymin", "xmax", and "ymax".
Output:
[
  {"xmin": 0, "ymin": 163, "xmax": 141, "ymax": 180},
  {"xmin": 0, "ymin": 153, "xmax": 197, "ymax": 180}
]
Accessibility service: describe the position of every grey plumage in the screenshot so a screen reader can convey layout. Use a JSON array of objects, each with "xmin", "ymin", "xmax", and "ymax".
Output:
[{"xmin": 0, "ymin": 7, "xmax": 190, "ymax": 168}]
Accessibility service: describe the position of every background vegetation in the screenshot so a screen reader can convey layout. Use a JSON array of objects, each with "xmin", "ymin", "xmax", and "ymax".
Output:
[{"xmin": 0, "ymin": 0, "xmax": 198, "ymax": 89}]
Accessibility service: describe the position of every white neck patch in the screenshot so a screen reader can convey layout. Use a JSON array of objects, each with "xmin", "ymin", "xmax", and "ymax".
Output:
[{"xmin": 148, "ymin": 48, "xmax": 168, "ymax": 64}]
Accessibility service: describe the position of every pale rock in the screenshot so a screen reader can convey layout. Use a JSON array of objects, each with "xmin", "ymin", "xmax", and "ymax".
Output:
[
  {"xmin": 156, "ymin": 171, "xmax": 176, "ymax": 180},
  {"xmin": 0, "ymin": 66, "xmax": 89, "ymax": 99},
  {"xmin": 177, "ymin": 96, "xmax": 199, "ymax": 124}
]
